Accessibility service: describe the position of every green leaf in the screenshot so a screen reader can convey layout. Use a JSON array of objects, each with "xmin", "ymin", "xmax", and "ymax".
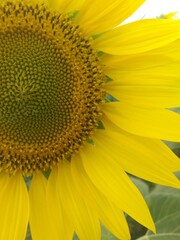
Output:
[
  {"xmin": 136, "ymin": 184, "xmax": 180, "ymax": 240},
  {"xmin": 130, "ymin": 176, "xmax": 150, "ymax": 197},
  {"xmin": 25, "ymin": 225, "xmax": 32, "ymax": 240},
  {"xmin": 164, "ymin": 141, "xmax": 180, "ymax": 151},
  {"xmin": 164, "ymin": 141, "xmax": 180, "ymax": 157},
  {"xmin": 101, "ymin": 225, "xmax": 118, "ymax": 240},
  {"xmin": 137, "ymin": 233, "xmax": 180, "ymax": 240},
  {"xmin": 147, "ymin": 176, "xmax": 180, "ymax": 219}
]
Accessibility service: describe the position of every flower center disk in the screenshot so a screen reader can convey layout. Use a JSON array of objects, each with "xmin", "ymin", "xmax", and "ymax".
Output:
[{"xmin": 0, "ymin": 1, "xmax": 105, "ymax": 175}]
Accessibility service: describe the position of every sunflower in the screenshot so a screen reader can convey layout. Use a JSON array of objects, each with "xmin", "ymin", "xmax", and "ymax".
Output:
[{"xmin": 1, "ymin": 0, "xmax": 180, "ymax": 239}]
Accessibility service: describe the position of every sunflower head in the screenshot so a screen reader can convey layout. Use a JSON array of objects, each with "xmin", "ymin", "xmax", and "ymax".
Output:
[{"xmin": 1, "ymin": 1, "xmax": 180, "ymax": 240}]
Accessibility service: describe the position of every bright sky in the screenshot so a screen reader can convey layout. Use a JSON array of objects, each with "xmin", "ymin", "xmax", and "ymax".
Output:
[{"xmin": 124, "ymin": 0, "xmax": 180, "ymax": 23}]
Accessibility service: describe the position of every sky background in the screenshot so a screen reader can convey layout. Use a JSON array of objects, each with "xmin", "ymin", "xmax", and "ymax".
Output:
[{"xmin": 124, "ymin": 0, "xmax": 180, "ymax": 23}]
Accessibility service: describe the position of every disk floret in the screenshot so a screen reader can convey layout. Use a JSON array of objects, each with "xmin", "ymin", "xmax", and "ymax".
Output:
[{"xmin": 0, "ymin": 1, "xmax": 105, "ymax": 175}]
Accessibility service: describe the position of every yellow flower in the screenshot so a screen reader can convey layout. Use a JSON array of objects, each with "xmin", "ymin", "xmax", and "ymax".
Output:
[{"xmin": 0, "ymin": 0, "xmax": 180, "ymax": 239}]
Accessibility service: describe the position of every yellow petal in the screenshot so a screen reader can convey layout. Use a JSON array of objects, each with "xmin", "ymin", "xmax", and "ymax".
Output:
[
  {"xmin": 106, "ymin": 82, "xmax": 180, "ymax": 108},
  {"xmin": 94, "ymin": 129, "xmax": 180, "ymax": 187},
  {"xmin": 80, "ymin": 144, "xmax": 155, "ymax": 232},
  {"xmin": 103, "ymin": 57, "xmax": 180, "ymax": 88},
  {"xmin": 94, "ymin": 19, "xmax": 180, "ymax": 55},
  {"xmin": 102, "ymin": 39, "xmax": 180, "ymax": 70},
  {"xmin": 104, "ymin": 67, "xmax": 180, "ymax": 87},
  {"xmin": 103, "ymin": 102, "xmax": 180, "ymax": 141},
  {"xmin": 102, "ymin": 54, "xmax": 174, "ymax": 71},
  {"xmin": 0, "ymin": 173, "xmax": 9, "ymax": 190},
  {"xmin": 47, "ymin": 0, "xmax": 84, "ymax": 12},
  {"xmin": 29, "ymin": 172, "xmax": 61, "ymax": 240},
  {"xmin": 77, "ymin": 0, "xmax": 145, "ymax": 35},
  {"xmin": 0, "ymin": 173, "xmax": 29, "ymax": 240},
  {"xmin": 47, "ymin": 168, "xmax": 74, "ymax": 240},
  {"xmin": 57, "ymin": 161, "xmax": 101, "ymax": 240},
  {"xmin": 65, "ymin": 0, "xmax": 85, "ymax": 12},
  {"xmin": 102, "ymin": 40, "xmax": 180, "ymax": 88},
  {"xmin": 71, "ymin": 155, "xmax": 130, "ymax": 240},
  {"xmin": 163, "ymin": 12, "xmax": 178, "ymax": 19}
]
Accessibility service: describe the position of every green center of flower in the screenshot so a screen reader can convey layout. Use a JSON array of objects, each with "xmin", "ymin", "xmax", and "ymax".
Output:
[{"xmin": 0, "ymin": 1, "xmax": 105, "ymax": 175}]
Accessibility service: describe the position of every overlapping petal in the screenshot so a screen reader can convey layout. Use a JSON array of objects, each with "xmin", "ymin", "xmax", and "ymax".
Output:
[
  {"xmin": 106, "ymin": 82, "xmax": 180, "ymax": 108},
  {"xmin": 94, "ymin": 19, "xmax": 180, "ymax": 55},
  {"xmin": 94, "ymin": 129, "xmax": 180, "ymax": 187},
  {"xmin": 0, "ymin": 174, "xmax": 29, "ymax": 240},
  {"xmin": 103, "ymin": 102, "xmax": 180, "ymax": 141},
  {"xmin": 102, "ymin": 40, "xmax": 180, "ymax": 91},
  {"xmin": 55, "ymin": 161, "xmax": 101, "ymax": 240},
  {"xmin": 76, "ymin": 0, "xmax": 145, "ymax": 35},
  {"xmin": 29, "ymin": 172, "xmax": 63, "ymax": 240},
  {"xmin": 102, "ymin": 38, "xmax": 180, "ymax": 70},
  {"xmin": 47, "ymin": 168, "xmax": 74, "ymax": 240},
  {"xmin": 80, "ymin": 144, "xmax": 155, "ymax": 232},
  {"xmin": 71, "ymin": 155, "xmax": 130, "ymax": 240}
]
